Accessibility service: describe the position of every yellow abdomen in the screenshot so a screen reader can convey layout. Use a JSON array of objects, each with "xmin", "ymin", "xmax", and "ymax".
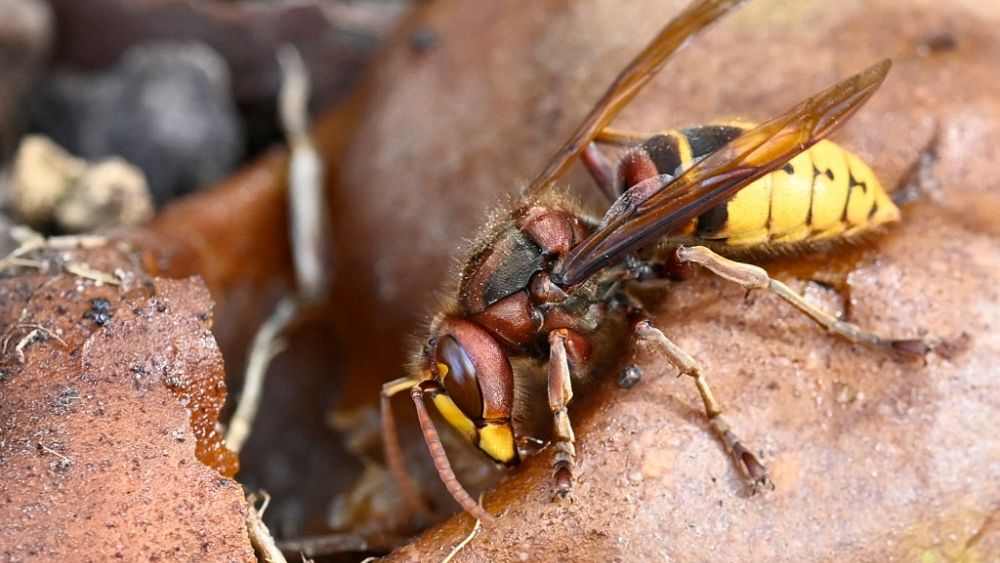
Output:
[{"xmin": 641, "ymin": 125, "xmax": 900, "ymax": 250}]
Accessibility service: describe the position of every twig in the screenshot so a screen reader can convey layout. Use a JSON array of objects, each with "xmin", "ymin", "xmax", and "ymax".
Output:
[
  {"xmin": 278, "ymin": 44, "xmax": 330, "ymax": 304},
  {"xmin": 45, "ymin": 234, "xmax": 107, "ymax": 251},
  {"xmin": 2, "ymin": 324, "xmax": 67, "ymax": 363},
  {"xmin": 0, "ymin": 256, "xmax": 45, "ymax": 271},
  {"xmin": 15, "ymin": 330, "xmax": 45, "ymax": 364},
  {"xmin": 224, "ymin": 297, "xmax": 296, "ymax": 453},
  {"xmin": 38, "ymin": 443, "xmax": 72, "ymax": 462},
  {"xmin": 276, "ymin": 533, "xmax": 394, "ymax": 558},
  {"xmin": 65, "ymin": 262, "xmax": 121, "ymax": 285},
  {"xmin": 0, "ymin": 233, "xmax": 46, "ymax": 271},
  {"xmin": 223, "ymin": 44, "xmax": 331, "ymax": 452},
  {"xmin": 246, "ymin": 492, "xmax": 288, "ymax": 563},
  {"xmin": 38, "ymin": 442, "xmax": 74, "ymax": 470},
  {"xmin": 0, "ymin": 233, "xmax": 110, "ymax": 274},
  {"xmin": 3, "ymin": 233, "xmax": 106, "ymax": 261},
  {"xmin": 440, "ymin": 510, "xmax": 484, "ymax": 563}
]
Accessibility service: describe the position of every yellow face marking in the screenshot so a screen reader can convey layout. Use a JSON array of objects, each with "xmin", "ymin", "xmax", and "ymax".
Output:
[
  {"xmin": 478, "ymin": 423, "xmax": 517, "ymax": 464},
  {"xmin": 431, "ymin": 393, "xmax": 477, "ymax": 442}
]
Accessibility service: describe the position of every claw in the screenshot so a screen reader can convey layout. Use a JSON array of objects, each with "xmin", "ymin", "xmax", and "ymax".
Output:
[
  {"xmin": 889, "ymin": 338, "xmax": 929, "ymax": 357},
  {"xmin": 553, "ymin": 460, "xmax": 573, "ymax": 500},
  {"xmin": 734, "ymin": 444, "xmax": 773, "ymax": 494}
]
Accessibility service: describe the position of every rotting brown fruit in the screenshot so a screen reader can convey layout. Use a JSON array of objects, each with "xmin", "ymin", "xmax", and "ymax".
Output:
[
  {"xmin": 311, "ymin": 0, "xmax": 999, "ymax": 560},
  {"xmin": 0, "ymin": 241, "xmax": 252, "ymax": 561},
  {"xmin": 73, "ymin": 0, "xmax": 1000, "ymax": 558}
]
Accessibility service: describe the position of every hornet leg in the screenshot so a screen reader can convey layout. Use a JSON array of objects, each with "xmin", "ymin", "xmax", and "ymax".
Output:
[
  {"xmin": 547, "ymin": 328, "xmax": 590, "ymax": 499},
  {"xmin": 582, "ymin": 142, "xmax": 620, "ymax": 201},
  {"xmin": 675, "ymin": 246, "xmax": 926, "ymax": 355},
  {"xmin": 631, "ymin": 318, "xmax": 771, "ymax": 492}
]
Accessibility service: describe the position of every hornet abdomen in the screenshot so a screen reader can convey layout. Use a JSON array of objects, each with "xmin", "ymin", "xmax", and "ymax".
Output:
[{"xmin": 620, "ymin": 124, "xmax": 900, "ymax": 251}]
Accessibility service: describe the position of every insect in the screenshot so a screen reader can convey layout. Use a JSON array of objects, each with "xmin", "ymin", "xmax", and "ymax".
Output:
[{"xmin": 380, "ymin": 0, "xmax": 924, "ymax": 524}]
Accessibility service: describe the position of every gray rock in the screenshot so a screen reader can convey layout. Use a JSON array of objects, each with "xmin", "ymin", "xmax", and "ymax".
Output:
[{"xmin": 30, "ymin": 41, "xmax": 242, "ymax": 203}]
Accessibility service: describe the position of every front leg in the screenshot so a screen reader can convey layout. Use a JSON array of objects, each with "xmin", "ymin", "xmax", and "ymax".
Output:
[{"xmin": 547, "ymin": 328, "xmax": 590, "ymax": 499}]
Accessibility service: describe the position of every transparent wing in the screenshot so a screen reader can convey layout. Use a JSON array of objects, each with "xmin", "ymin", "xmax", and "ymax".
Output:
[
  {"xmin": 524, "ymin": 0, "xmax": 746, "ymax": 197},
  {"xmin": 555, "ymin": 59, "xmax": 892, "ymax": 286}
]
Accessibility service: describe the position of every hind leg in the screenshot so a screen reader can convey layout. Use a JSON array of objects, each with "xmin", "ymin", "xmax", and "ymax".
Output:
[{"xmin": 675, "ymin": 245, "xmax": 926, "ymax": 355}]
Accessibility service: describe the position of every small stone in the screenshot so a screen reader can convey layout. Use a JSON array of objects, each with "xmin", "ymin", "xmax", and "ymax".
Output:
[
  {"xmin": 9, "ymin": 135, "xmax": 153, "ymax": 232},
  {"xmin": 82, "ymin": 297, "xmax": 113, "ymax": 326},
  {"xmin": 56, "ymin": 158, "xmax": 152, "ymax": 231},
  {"xmin": 9, "ymin": 135, "xmax": 87, "ymax": 227},
  {"xmin": 618, "ymin": 364, "xmax": 643, "ymax": 389}
]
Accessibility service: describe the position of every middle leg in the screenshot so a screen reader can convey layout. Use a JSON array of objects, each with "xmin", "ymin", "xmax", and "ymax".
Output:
[
  {"xmin": 582, "ymin": 142, "xmax": 620, "ymax": 201},
  {"xmin": 630, "ymin": 318, "xmax": 771, "ymax": 491}
]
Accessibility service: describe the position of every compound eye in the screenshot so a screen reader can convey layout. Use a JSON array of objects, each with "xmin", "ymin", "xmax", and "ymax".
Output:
[{"xmin": 436, "ymin": 335, "xmax": 484, "ymax": 420}]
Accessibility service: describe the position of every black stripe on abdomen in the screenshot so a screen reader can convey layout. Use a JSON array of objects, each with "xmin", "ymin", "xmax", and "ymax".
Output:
[
  {"xmin": 682, "ymin": 125, "xmax": 745, "ymax": 238},
  {"xmin": 641, "ymin": 134, "xmax": 683, "ymax": 176},
  {"xmin": 681, "ymin": 125, "xmax": 746, "ymax": 159},
  {"xmin": 695, "ymin": 204, "xmax": 728, "ymax": 237}
]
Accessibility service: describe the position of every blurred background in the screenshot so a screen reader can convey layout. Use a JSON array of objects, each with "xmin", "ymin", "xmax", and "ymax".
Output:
[{"xmin": 0, "ymin": 0, "xmax": 410, "ymax": 219}]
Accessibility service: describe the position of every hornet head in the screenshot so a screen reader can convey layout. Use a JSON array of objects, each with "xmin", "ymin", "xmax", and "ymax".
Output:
[{"xmin": 418, "ymin": 316, "xmax": 520, "ymax": 466}]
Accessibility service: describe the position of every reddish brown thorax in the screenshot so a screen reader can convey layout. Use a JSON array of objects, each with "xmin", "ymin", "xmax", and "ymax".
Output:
[{"xmin": 457, "ymin": 203, "xmax": 588, "ymax": 351}]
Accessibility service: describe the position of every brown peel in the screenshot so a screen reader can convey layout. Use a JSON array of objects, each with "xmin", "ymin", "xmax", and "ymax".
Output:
[{"xmin": 0, "ymin": 241, "xmax": 252, "ymax": 561}]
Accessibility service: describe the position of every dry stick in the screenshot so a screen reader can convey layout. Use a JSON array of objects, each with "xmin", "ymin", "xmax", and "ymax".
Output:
[
  {"xmin": 0, "ymin": 231, "xmax": 108, "ymax": 273},
  {"xmin": 64, "ymin": 262, "xmax": 121, "ymax": 285},
  {"xmin": 0, "ymin": 229, "xmax": 118, "ymax": 288},
  {"xmin": 277, "ymin": 533, "xmax": 384, "ymax": 558},
  {"xmin": 228, "ymin": 45, "xmax": 332, "ymax": 563},
  {"xmin": 439, "ymin": 495, "xmax": 485, "ymax": 563},
  {"xmin": 37, "ymin": 443, "xmax": 73, "ymax": 466},
  {"xmin": 225, "ymin": 298, "xmax": 296, "ymax": 452},
  {"xmin": 246, "ymin": 492, "xmax": 288, "ymax": 563},
  {"xmin": 224, "ymin": 44, "xmax": 330, "ymax": 453},
  {"xmin": 4, "ymin": 230, "xmax": 106, "ymax": 260},
  {"xmin": 2, "ymin": 324, "xmax": 68, "ymax": 363},
  {"xmin": 279, "ymin": 44, "xmax": 330, "ymax": 305},
  {"xmin": 0, "ymin": 256, "xmax": 43, "ymax": 270}
]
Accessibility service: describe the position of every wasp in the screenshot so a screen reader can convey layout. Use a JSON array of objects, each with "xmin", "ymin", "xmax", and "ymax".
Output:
[{"xmin": 380, "ymin": 0, "xmax": 924, "ymax": 523}]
